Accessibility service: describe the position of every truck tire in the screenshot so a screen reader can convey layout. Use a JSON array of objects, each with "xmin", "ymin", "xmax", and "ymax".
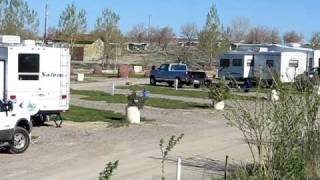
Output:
[
  {"xmin": 9, "ymin": 127, "xmax": 30, "ymax": 154},
  {"xmin": 150, "ymin": 77, "xmax": 157, "ymax": 86},
  {"xmin": 194, "ymin": 84, "xmax": 200, "ymax": 89}
]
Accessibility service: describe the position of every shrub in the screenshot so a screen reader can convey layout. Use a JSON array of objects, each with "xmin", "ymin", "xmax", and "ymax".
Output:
[
  {"xmin": 208, "ymin": 80, "xmax": 230, "ymax": 104},
  {"xmin": 127, "ymin": 91, "xmax": 146, "ymax": 109},
  {"xmin": 99, "ymin": 160, "xmax": 119, "ymax": 180}
]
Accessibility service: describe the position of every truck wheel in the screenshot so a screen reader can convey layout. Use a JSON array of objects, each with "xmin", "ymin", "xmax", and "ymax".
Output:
[
  {"xmin": 150, "ymin": 77, "xmax": 157, "ymax": 86},
  {"xmin": 194, "ymin": 84, "xmax": 200, "ymax": 89},
  {"xmin": 168, "ymin": 82, "xmax": 174, "ymax": 87},
  {"xmin": 9, "ymin": 127, "xmax": 30, "ymax": 154}
]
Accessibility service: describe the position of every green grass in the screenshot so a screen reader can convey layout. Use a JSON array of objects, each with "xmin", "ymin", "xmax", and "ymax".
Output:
[
  {"xmin": 71, "ymin": 90, "xmax": 209, "ymax": 109},
  {"xmin": 63, "ymin": 106, "xmax": 152, "ymax": 127},
  {"xmin": 117, "ymin": 84, "xmax": 263, "ymax": 101},
  {"xmin": 117, "ymin": 85, "xmax": 209, "ymax": 98}
]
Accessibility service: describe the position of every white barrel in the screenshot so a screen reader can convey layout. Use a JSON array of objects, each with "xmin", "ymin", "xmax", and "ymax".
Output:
[
  {"xmin": 77, "ymin": 73, "xmax": 84, "ymax": 82},
  {"xmin": 214, "ymin": 101, "xmax": 225, "ymax": 110},
  {"xmin": 126, "ymin": 106, "xmax": 140, "ymax": 124}
]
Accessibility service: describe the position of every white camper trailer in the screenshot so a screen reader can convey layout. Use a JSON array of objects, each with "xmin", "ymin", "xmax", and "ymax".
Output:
[
  {"xmin": 253, "ymin": 52, "xmax": 307, "ymax": 83},
  {"xmin": 218, "ymin": 52, "xmax": 254, "ymax": 80},
  {"xmin": 0, "ymin": 35, "xmax": 70, "ymax": 126},
  {"xmin": 218, "ymin": 51, "xmax": 307, "ymax": 83}
]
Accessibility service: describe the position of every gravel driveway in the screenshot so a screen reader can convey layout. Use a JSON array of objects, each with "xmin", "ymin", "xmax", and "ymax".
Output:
[{"xmin": 0, "ymin": 79, "xmax": 251, "ymax": 180}]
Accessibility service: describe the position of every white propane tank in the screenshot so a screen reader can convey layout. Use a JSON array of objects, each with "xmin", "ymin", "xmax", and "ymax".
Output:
[
  {"xmin": 271, "ymin": 90, "xmax": 279, "ymax": 102},
  {"xmin": 214, "ymin": 101, "xmax": 225, "ymax": 110},
  {"xmin": 77, "ymin": 73, "xmax": 84, "ymax": 82},
  {"xmin": 126, "ymin": 106, "xmax": 140, "ymax": 123}
]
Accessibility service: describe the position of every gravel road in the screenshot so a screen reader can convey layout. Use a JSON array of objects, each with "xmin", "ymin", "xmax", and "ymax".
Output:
[{"xmin": 0, "ymin": 79, "xmax": 251, "ymax": 180}]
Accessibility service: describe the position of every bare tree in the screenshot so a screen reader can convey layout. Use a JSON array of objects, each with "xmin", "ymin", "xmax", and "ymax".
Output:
[
  {"xmin": 158, "ymin": 26, "xmax": 175, "ymax": 50},
  {"xmin": 127, "ymin": 24, "xmax": 147, "ymax": 43},
  {"xmin": 229, "ymin": 17, "xmax": 250, "ymax": 42},
  {"xmin": 283, "ymin": 30, "xmax": 304, "ymax": 44},
  {"xmin": 311, "ymin": 32, "xmax": 320, "ymax": 49},
  {"xmin": 245, "ymin": 26, "xmax": 281, "ymax": 44},
  {"xmin": 180, "ymin": 23, "xmax": 198, "ymax": 43}
]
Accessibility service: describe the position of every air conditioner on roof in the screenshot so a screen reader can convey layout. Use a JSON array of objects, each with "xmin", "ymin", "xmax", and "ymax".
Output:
[{"xmin": 0, "ymin": 35, "xmax": 21, "ymax": 44}]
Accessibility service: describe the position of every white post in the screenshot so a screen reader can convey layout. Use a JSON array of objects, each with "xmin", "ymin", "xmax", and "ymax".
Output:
[
  {"xmin": 176, "ymin": 158, "xmax": 181, "ymax": 180},
  {"xmin": 175, "ymin": 79, "xmax": 178, "ymax": 91},
  {"xmin": 112, "ymin": 82, "xmax": 115, "ymax": 96}
]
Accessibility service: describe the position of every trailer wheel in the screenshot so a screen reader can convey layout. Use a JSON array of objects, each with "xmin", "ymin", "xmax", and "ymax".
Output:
[
  {"xmin": 49, "ymin": 114, "xmax": 63, "ymax": 128},
  {"xmin": 9, "ymin": 127, "xmax": 30, "ymax": 154}
]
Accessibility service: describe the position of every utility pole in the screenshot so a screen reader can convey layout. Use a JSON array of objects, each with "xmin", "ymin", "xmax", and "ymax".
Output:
[{"xmin": 43, "ymin": 3, "xmax": 48, "ymax": 43}]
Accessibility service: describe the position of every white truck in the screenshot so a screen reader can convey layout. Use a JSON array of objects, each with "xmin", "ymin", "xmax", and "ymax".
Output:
[
  {"xmin": 0, "ymin": 100, "xmax": 32, "ymax": 154},
  {"xmin": 0, "ymin": 35, "xmax": 71, "ymax": 127}
]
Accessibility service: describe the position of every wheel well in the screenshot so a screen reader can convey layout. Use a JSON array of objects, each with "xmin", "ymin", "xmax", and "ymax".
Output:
[{"xmin": 16, "ymin": 119, "xmax": 31, "ymax": 133}]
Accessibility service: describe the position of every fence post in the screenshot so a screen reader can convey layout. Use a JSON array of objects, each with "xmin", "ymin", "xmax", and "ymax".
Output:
[
  {"xmin": 112, "ymin": 82, "xmax": 115, "ymax": 96},
  {"xmin": 224, "ymin": 155, "xmax": 229, "ymax": 180},
  {"xmin": 175, "ymin": 79, "xmax": 178, "ymax": 91},
  {"xmin": 176, "ymin": 158, "xmax": 181, "ymax": 180}
]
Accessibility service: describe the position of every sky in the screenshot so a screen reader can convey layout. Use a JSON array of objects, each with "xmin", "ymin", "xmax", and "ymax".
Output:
[{"xmin": 27, "ymin": 0, "xmax": 320, "ymax": 41}]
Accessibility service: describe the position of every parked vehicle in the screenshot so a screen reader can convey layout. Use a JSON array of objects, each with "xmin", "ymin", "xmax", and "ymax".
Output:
[
  {"xmin": 187, "ymin": 71, "xmax": 212, "ymax": 88},
  {"xmin": 0, "ymin": 35, "xmax": 70, "ymax": 127},
  {"xmin": 0, "ymin": 100, "xmax": 32, "ymax": 154},
  {"xmin": 149, "ymin": 63, "xmax": 191, "ymax": 87}
]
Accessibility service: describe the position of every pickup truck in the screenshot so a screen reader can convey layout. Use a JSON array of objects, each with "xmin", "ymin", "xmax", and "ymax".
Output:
[{"xmin": 149, "ymin": 63, "xmax": 191, "ymax": 88}]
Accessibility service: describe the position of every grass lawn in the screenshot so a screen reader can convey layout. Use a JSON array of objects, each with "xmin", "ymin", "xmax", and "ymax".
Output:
[
  {"xmin": 116, "ymin": 84, "xmax": 263, "ymax": 101},
  {"xmin": 71, "ymin": 90, "xmax": 209, "ymax": 109},
  {"xmin": 63, "ymin": 106, "xmax": 151, "ymax": 127},
  {"xmin": 117, "ymin": 85, "xmax": 209, "ymax": 98}
]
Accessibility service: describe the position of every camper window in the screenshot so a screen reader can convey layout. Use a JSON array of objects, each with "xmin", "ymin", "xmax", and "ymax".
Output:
[
  {"xmin": 220, "ymin": 59, "xmax": 230, "ymax": 67},
  {"xmin": 18, "ymin": 54, "xmax": 40, "ymax": 73},
  {"xmin": 232, "ymin": 59, "xmax": 242, "ymax": 67},
  {"xmin": 266, "ymin": 60, "xmax": 274, "ymax": 68},
  {"xmin": 289, "ymin": 60, "xmax": 299, "ymax": 68},
  {"xmin": 18, "ymin": 54, "xmax": 40, "ymax": 81}
]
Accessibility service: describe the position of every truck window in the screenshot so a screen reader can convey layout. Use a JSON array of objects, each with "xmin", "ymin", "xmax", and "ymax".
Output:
[
  {"xmin": 159, "ymin": 64, "xmax": 169, "ymax": 71},
  {"xmin": 220, "ymin": 59, "xmax": 230, "ymax": 67},
  {"xmin": 18, "ymin": 54, "xmax": 40, "ymax": 80},
  {"xmin": 232, "ymin": 59, "xmax": 242, "ymax": 67},
  {"xmin": 171, "ymin": 65, "xmax": 186, "ymax": 71}
]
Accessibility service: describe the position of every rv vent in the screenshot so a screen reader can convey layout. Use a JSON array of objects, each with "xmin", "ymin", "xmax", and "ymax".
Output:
[{"xmin": 0, "ymin": 35, "xmax": 21, "ymax": 44}]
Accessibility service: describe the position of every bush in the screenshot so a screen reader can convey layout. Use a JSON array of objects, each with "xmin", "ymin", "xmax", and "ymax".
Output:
[
  {"xmin": 226, "ymin": 78, "xmax": 320, "ymax": 179},
  {"xmin": 208, "ymin": 80, "xmax": 230, "ymax": 104},
  {"xmin": 127, "ymin": 91, "xmax": 146, "ymax": 109},
  {"xmin": 99, "ymin": 160, "xmax": 119, "ymax": 180}
]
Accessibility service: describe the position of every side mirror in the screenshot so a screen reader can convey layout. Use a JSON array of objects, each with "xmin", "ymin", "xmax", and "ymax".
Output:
[{"xmin": 6, "ymin": 101, "xmax": 13, "ymax": 112}]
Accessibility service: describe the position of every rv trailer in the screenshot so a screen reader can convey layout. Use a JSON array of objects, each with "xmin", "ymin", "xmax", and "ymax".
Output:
[
  {"xmin": 0, "ymin": 35, "xmax": 70, "ymax": 126},
  {"xmin": 218, "ymin": 51, "xmax": 307, "ymax": 83}
]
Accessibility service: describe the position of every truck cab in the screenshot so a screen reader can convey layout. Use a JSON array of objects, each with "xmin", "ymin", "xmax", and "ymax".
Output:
[
  {"xmin": 149, "ymin": 63, "xmax": 190, "ymax": 87},
  {"xmin": 0, "ymin": 100, "xmax": 32, "ymax": 154}
]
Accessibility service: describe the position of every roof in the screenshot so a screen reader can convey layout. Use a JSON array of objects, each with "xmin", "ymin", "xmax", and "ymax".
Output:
[{"xmin": 47, "ymin": 34, "xmax": 102, "ymax": 44}]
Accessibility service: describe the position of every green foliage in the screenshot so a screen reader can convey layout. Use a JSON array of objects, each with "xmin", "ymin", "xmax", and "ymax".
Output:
[
  {"xmin": 127, "ymin": 91, "xmax": 146, "ymax": 109},
  {"xmin": 208, "ymin": 80, "xmax": 230, "ymax": 104},
  {"xmin": 99, "ymin": 160, "xmax": 119, "ymax": 180},
  {"xmin": 159, "ymin": 134, "xmax": 184, "ymax": 180},
  {"xmin": 58, "ymin": 2, "xmax": 87, "ymax": 49},
  {"xmin": 0, "ymin": 0, "xmax": 39, "ymax": 39},
  {"xmin": 93, "ymin": 8, "xmax": 123, "ymax": 68},
  {"xmin": 198, "ymin": 2, "xmax": 229, "ymax": 68},
  {"xmin": 226, "ymin": 78, "xmax": 320, "ymax": 179}
]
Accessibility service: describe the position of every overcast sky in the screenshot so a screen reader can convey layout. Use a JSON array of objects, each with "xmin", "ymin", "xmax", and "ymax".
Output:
[{"xmin": 28, "ymin": 0, "xmax": 320, "ymax": 41}]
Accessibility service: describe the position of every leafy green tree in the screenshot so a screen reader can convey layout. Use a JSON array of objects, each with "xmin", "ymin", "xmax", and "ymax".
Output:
[
  {"xmin": 198, "ymin": 3, "xmax": 229, "ymax": 68},
  {"xmin": 0, "ymin": 0, "xmax": 39, "ymax": 39},
  {"xmin": 58, "ymin": 3, "xmax": 87, "ymax": 51},
  {"xmin": 93, "ymin": 8, "xmax": 123, "ymax": 68}
]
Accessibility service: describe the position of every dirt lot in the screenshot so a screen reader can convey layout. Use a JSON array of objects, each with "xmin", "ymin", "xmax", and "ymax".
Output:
[{"xmin": 0, "ymin": 79, "xmax": 251, "ymax": 180}]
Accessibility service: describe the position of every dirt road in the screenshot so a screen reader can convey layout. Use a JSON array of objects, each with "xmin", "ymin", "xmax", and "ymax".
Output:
[{"xmin": 0, "ymin": 79, "xmax": 251, "ymax": 180}]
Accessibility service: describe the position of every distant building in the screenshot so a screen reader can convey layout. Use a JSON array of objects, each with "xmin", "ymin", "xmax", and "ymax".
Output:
[{"xmin": 47, "ymin": 34, "xmax": 104, "ymax": 62}]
